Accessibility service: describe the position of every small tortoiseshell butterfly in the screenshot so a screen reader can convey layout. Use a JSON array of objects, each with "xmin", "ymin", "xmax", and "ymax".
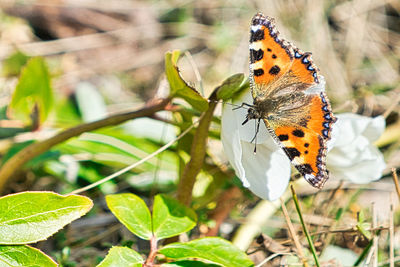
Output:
[{"xmin": 244, "ymin": 13, "xmax": 337, "ymax": 188}]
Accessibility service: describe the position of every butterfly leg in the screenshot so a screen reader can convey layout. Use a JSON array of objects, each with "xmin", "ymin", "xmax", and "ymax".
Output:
[{"xmin": 233, "ymin": 102, "xmax": 254, "ymax": 111}]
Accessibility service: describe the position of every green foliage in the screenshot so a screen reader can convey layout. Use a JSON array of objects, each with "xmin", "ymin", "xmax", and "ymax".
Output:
[
  {"xmin": 7, "ymin": 57, "xmax": 53, "ymax": 126},
  {"xmin": 106, "ymin": 193, "xmax": 153, "ymax": 240},
  {"xmin": 0, "ymin": 192, "xmax": 93, "ymax": 244},
  {"xmin": 165, "ymin": 50, "xmax": 209, "ymax": 112},
  {"xmin": 0, "ymin": 191, "xmax": 92, "ymax": 265},
  {"xmin": 2, "ymin": 51, "xmax": 30, "ymax": 76},
  {"xmin": 159, "ymin": 237, "xmax": 254, "ymax": 267},
  {"xmin": 97, "ymin": 246, "xmax": 143, "ymax": 267},
  {"xmin": 152, "ymin": 194, "xmax": 197, "ymax": 240},
  {"xmin": 103, "ymin": 193, "xmax": 253, "ymax": 266},
  {"xmin": 216, "ymin": 73, "xmax": 248, "ymax": 101},
  {"xmin": 0, "ymin": 245, "xmax": 57, "ymax": 266}
]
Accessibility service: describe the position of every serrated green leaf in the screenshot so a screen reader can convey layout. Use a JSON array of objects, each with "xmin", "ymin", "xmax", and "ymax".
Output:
[
  {"xmin": 216, "ymin": 73, "xmax": 247, "ymax": 101},
  {"xmin": 106, "ymin": 194, "xmax": 152, "ymax": 240},
  {"xmin": 152, "ymin": 194, "xmax": 197, "ymax": 240},
  {"xmin": 97, "ymin": 246, "xmax": 143, "ymax": 267},
  {"xmin": 0, "ymin": 245, "xmax": 57, "ymax": 266},
  {"xmin": 0, "ymin": 192, "xmax": 93, "ymax": 244},
  {"xmin": 7, "ymin": 57, "xmax": 53, "ymax": 126},
  {"xmin": 162, "ymin": 260, "xmax": 221, "ymax": 267},
  {"xmin": 165, "ymin": 51, "xmax": 208, "ymax": 112},
  {"xmin": 159, "ymin": 237, "xmax": 254, "ymax": 267}
]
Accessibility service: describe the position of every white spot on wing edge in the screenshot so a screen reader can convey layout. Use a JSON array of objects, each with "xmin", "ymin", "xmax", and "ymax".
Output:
[
  {"xmin": 251, "ymin": 25, "xmax": 262, "ymax": 32},
  {"xmin": 305, "ymin": 173, "xmax": 315, "ymax": 180},
  {"xmin": 249, "ymin": 42, "xmax": 262, "ymax": 50},
  {"xmin": 304, "ymin": 75, "xmax": 326, "ymax": 95}
]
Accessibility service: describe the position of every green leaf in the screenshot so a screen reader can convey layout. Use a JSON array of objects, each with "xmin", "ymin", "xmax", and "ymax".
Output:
[
  {"xmin": 165, "ymin": 50, "xmax": 208, "ymax": 112},
  {"xmin": 106, "ymin": 194, "xmax": 152, "ymax": 240},
  {"xmin": 159, "ymin": 237, "xmax": 254, "ymax": 267},
  {"xmin": 0, "ymin": 245, "xmax": 57, "ymax": 266},
  {"xmin": 216, "ymin": 73, "xmax": 248, "ymax": 101},
  {"xmin": 0, "ymin": 192, "xmax": 93, "ymax": 244},
  {"xmin": 2, "ymin": 51, "xmax": 30, "ymax": 76},
  {"xmin": 162, "ymin": 260, "xmax": 221, "ymax": 267},
  {"xmin": 7, "ymin": 57, "xmax": 53, "ymax": 125},
  {"xmin": 152, "ymin": 194, "xmax": 197, "ymax": 240},
  {"xmin": 97, "ymin": 246, "xmax": 143, "ymax": 267}
]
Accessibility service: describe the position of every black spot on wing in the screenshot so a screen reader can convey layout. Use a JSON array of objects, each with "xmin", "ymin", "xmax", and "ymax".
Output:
[
  {"xmin": 292, "ymin": 129, "xmax": 305, "ymax": 137},
  {"xmin": 254, "ymin": 69, "xmax": 264, "ymax": 76},
  {"xmin": 278, "ymin": 134, "xmax": 289, "ymax": 141},
  {"xmin": 250, "ymin": 49, "xmax": 264, "ymax": 63},
  {"xmin": 272, "ymin": 54, "xmax": 277, "ymax": 59},
  {"xmin": 250, "ymin": 29, "xmax": 264, "ymax": 42},
  {"xmin": 297, "ymin": 164, "xmax": 313, "ymax": 175},
  {"xmin": 269, "ymin": 65, "xmax": 280, "ymax": 75},
  {"xmin": 283, "ymin": 147, "xmax": 301, "ymax": 161}
]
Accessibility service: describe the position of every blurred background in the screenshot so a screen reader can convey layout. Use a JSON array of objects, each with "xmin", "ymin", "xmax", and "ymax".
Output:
[{"xmin": 0, "ymin": 0, "xmax": 400, "ymax": 266}]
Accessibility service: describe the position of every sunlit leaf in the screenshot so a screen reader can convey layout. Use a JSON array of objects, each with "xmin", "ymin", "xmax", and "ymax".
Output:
[
  {"xmin": 152, "ymin": 194, "xmax": 197, "ymax": 240},
  {"xmin": 97, "ymin": 246, "xmax": 143, "ymax": 267},
  {"xmin": 159, "ymin": 237, "xmax": 254, "ymax": 267},
  {"xmin": 162, "ymin": 260, "xmax": 221, "ymax": 267},
  {"xmin": 0, "ymin": 245, "xmax": 57, "ymax": 266},
  {"xmin": 216, "ymin": 73, "xmax": 248, "ymax": 101},
  {"xmin": 7, "ymin": 57, "xmax": 53, "ymax": 125},
  {"xmin": 2, "ymin": 51, "xmax": 30, "ymax": 76},
  {"xmin": 106, "ymin": 194, "xmax": 152, "ymax": 240},
  {"xmin": 165, "ymin": 50, "xmax": 208, "ymax": 112},
  {"xmin": 0, "ymin": 192, "xmax": 93, "ymax": 244}
]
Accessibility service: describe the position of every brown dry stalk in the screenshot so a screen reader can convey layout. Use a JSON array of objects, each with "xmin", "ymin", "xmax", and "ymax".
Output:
[{"xmin": 280, "ymin": 197, "xmax": 309, "ymax": 267}]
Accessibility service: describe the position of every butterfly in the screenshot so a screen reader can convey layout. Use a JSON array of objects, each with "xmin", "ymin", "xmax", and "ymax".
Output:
[{"xmin": 243, "ymin": 13, "xmax": 337, "ymax": 188}]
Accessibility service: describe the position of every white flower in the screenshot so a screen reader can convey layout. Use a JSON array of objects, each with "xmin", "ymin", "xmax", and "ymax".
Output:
[
  {"xmin": 221, "ymin": 90, "xmax": 386, "ymax": 200},
  {"xmin": 221, "ymin": 90, "xmax": 291, "ymax": 200},
  {"xmin": 327, "ymin": 113, "xmax": 386, "ymax": 183}
]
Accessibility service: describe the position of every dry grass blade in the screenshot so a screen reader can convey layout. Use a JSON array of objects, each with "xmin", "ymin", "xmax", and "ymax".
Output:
[
  {"xmin": 391, "ymin": 168, "xmax": 400, "ymax": 202},
  {"xmin": 280, "ymin": 196, "xmax": 309, "ymax": 267}
]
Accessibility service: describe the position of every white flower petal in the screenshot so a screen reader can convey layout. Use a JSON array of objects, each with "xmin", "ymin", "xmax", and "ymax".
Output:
[
  {"xmin": 221, "ymin": 102, "xmax": 248, "ymax": 186},
  {"xmin": 240, "ymin": 141, "xmax": 291, "ymax": 200},
  {"xmin": 327, "ymin": 113, "xmax": 386, "ymax": 183}
]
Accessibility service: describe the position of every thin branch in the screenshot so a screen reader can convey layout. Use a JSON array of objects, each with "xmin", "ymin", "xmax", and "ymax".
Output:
[
  {"xmin": 280, "ymin": 196, "xmax": 309, "ymax": 267},
  {"xmin": 391, "ymin": 168, "xmax": 400, "ymax": 202},
  {"xmin": 0, "ymin": 98, "xmax": 170, "ymax": 192}
]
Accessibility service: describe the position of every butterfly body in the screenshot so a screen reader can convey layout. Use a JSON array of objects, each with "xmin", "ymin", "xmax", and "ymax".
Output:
[{"xmin": 246, "ymin": 13, "xmax": 336, "ymax": 188}]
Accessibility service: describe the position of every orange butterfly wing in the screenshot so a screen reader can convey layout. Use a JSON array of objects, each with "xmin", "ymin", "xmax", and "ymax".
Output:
[{"xmin": 248, "ymin": 13, "xmax": 336, "ymax": 188}]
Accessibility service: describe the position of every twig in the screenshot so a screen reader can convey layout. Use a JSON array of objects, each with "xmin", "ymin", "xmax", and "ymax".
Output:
[
  {"xmin": 255, "ymin": 252, "xmax": 293, "ymax": 267},
  {"xmin": 389, "ymin": 193, "xmax": 394, "ymax": 267},
  {"xmin": 371, "ymin": 202, "xmax": 378, "ymax": 267},
  {"xmin": 290, "ymin": 185, "xmax": 320, "ymax": 267},
  {"xmin": 69, "ymin": 118, "xmax": 196, "ymax": 195},
  {"xmin": 280, "ymin": 196, "xmax": 309, "ymax": 267},
  {"xmin": 0, "ymin": 98, "xmax": 170, "ymax": 192},
  {"xmin": 391, "ymin": 168, "xmax": 400, "ymax": 202}
]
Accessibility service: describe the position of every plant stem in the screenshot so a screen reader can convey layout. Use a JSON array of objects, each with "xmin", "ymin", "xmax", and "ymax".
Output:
[
  {"xmin": 176, "ymin": 93, "xmax": 217, "ymax": 206},
  {"xmin": 290, "ymin": 185, "xmax": 320, "ymax": 267},
  {"xmin": 144, "ymin": 235, "xmax": 158, "ymax": 266},
  {"xmin": 0, "ymin": 98, "xmax": 170, "ymax": 193}
]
